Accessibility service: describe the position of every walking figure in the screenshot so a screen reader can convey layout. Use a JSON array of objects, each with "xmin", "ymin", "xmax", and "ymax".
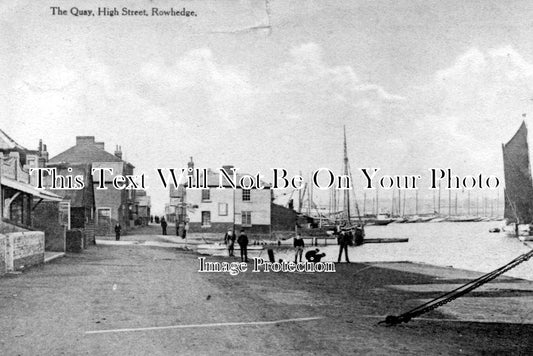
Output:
[
  {"xmin": 224, "ymin": 230, "xmax": 236, "ymax": 257},
  {"xmin": 114, "ymin": 223, "xmax": 121, "ymax": 241},
  {"xmin": 237, "ymin": 229, "xmax": 249, "ymax": 262},
  {"xmin": 161, "ymin": 217, "xmax": 168, "ymax": 235},
  {"xmin": 294, "ymin": 234, "xmax": 304, "ymax": 263}
]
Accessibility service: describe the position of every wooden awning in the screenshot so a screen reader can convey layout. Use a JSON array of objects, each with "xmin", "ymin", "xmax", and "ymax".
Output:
[{"xmin": 1, "ymin": 177, "xmax": 62, "ymax": 202}]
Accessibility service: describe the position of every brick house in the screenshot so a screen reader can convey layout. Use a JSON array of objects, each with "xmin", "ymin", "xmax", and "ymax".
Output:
[{"xmin": 48, "ymin": 136, "xmax": 137, "ymax": 236}]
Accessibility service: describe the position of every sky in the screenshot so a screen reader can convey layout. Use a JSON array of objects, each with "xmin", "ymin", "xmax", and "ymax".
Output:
[{"xmin": 2, "ymin": 0, "xmax": 533, "ymax": 214}]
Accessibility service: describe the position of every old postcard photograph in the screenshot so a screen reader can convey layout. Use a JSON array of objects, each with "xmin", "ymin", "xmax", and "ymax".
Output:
[{"xmin": 1, "ymin": 1, "xmax": 533, "ymax": 354}]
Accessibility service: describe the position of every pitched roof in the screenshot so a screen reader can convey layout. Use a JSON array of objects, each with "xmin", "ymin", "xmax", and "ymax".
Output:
[
  {"xmin": 41, "ymin": 164, "xmax": 94, "ymax": 207},
  {"xmin": 49, "ymin": 144, "xmax": 124, "ymax": 165},
  {"xmin": 0, "ymin": 129, "xmax": 27, "ymax": 151}
]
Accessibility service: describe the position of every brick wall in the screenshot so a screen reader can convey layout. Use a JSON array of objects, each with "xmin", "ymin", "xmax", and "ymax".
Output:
[
  {"xmin": 84, "ymin": 221, "xmax": 95, "ymax": 246},
  {"xmin": 94, "ymin": 186, "xmax": 127, "ymax": 236},
  {"xmin": 66, "ymin": 230, "xmax": 84, "ymax": 253},
  {"xmin": 4, "ymin": 231, "xmax": 45, "ymax": 271},
  {"xmin": 32, "ymin": 201, "xmax": 66, "ymax": 252}
]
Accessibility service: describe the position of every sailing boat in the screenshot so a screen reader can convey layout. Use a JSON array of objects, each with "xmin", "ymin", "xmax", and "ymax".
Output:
[
  {"xmin": 502, "ymin": 121, "xmax": 533, "ymax": 239},
  {"xmin": 341, "ymin": 125, "xmax": 370, "ymax": 227}
]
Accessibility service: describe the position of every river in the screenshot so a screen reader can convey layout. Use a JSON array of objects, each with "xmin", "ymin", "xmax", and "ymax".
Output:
[{"xmin": 275, "ymin": 221, "xmax": 533, "ymax": 281}]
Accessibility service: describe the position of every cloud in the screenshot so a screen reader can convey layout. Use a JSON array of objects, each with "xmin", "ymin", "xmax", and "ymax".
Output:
[
  {"xmin": 405, "ymin": 46, "xmax": 533, "ymax": 176},
  {"xmin": 272, "ymin": 43, "xmax": 405, "ymax": 103},
  {"xmin": 139, "ymin": 48, "xmax": 254, "ymax": 126}
]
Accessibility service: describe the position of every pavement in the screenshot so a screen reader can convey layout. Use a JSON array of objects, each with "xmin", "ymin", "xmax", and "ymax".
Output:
[
  {"xmin": 1, "ymin": 227, "xmax": 533, "ymax": 355},
  {"xmin": 44, "ymin": 252, "xmax": 65, "ymax": 263}
]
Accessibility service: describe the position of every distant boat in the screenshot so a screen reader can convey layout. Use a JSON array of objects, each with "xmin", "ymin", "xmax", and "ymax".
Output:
[
  {"xmin": 373, "ymin": 218, "xmax": 394, "ymax": 225},
  {"xmin": 446, "ymin": 216, "xmax": 481, "ymax": 222},
  {"xmin": 404, "ymin": 216, "xmax": 421, "ymax": 223}
]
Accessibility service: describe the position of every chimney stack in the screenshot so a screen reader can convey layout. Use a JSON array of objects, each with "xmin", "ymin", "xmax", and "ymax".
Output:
[
  {"xmin": 114, "ymin": 145, "xmax": 123, "ymax": 159},
  {"xmin": 187, "ymin": 157, "xmax": 194, "ymax": 176},
  {"xmin": 76, "ymin": 136, "xmax": 96, "ymax": 146},
  {"xmin": 222, "ymin": 165, "xmax": 235, "ymax": 175},
  {"xmin": 41, "ymin": 143, "xmax": 49, "ymax": 162}
]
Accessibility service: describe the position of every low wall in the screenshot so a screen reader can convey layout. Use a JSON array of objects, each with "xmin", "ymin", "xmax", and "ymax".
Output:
[
  {"xmin": 0, "ymin": 220, "xmax": 29, "ymax": 234},
  {"xmin": 0, "ymin": 235, "xmax": 6, "ymax": 276},
  {"xmin": 4, "ymin": 231, "xmax": 45, "ymax": 272}
]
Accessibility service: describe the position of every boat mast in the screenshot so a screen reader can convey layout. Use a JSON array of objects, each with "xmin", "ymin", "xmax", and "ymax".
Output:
[
  {"xmin": 448, "ymin": 188, "xmax": 451, "ymax": 217},
  {"xmin": 438, "ymin": 181, "xmax": 441, "ymax": 215},
  {"xmin": 415, "ymin": 189, "xmax": 419, "ymax": 215},
  {"xmin": 391, "ymin": 190, "xmax": 395, "ymax": 217},
  {"xmin": 298, "ymin": 170, "xmax": 303, "ymax": 213},
  {"xmin": 454, "ymin": 192, "xmax": 458, "ymax": 216},
  {"xmin": 398, "ymin": 189, "xmax": 401, "ymax": 217},
  {"xmin": 402, "ymin": 190, "xmax": 406, "ymax": 216},
  {"xmin": 376, "ymin": 188, "xmax": 379, "ymax": 216},
  {"xmin": 343, "ymin": 125, "xmax": 351, "ymax": 224},
  {"xmin": 468, "ymin": 191, "xmax": 471, "ymax": 216}
]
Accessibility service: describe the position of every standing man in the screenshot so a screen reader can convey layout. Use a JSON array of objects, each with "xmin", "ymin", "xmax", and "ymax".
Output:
[
  {"xmin": 237, "ymin": 229, "xmax": 249, "ymax": 262},
  {"xmin": 337, "ymin": 230, "xmax": 350, "ymax": 263},
  {"xmin": 294, "ymin": 233, "xmax": 304, "ymax": 263},
  {"xmin": 224, "ymin": 229, "xmax": 236, "ymax": 257},
  {"xmin": 160, "ymin": 217, "xmax": 168, "ymax": 235},
  {"xmin": 114, "ymin": 223, "xmax": 122, "ymax": 241}
]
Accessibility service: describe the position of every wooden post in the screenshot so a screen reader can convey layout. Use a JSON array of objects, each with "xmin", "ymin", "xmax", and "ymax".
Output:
[{"xmin": 0, "ymin": 156, "xmax": 2, "ymax": 223}]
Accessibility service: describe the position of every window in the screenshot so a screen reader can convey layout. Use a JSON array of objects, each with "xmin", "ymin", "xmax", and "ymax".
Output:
[
  {"xmin": 201, "ymin": 211, "xmax": 211, "ymax": 227},
  {"xmin": 97, "ymin": 208, "xmax": 111, "ymax": 226},
  {"xmin": 241, "ymin": 211, "xmax": 251, "ymax": 226},
  {"xmin": 242, "ymin": 189, "xmax": 251, "ymax": 201},
  {"xmin": 202, "ymin": 189, "xmax": 210, "ymax": 201},
  {"xmin": 218, "ymin": 203, "xmax": 228, "ymax": 216}
]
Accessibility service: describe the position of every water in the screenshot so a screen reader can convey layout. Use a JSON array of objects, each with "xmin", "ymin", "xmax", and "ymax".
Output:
[{"xmin": 278, "ymin": 221, "xmax": 533, "ymax": 281}]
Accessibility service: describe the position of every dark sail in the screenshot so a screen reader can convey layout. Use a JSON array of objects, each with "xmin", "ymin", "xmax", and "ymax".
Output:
[{"xmin": 502, "ymin": 121, "xmax": 533, "ymax": 223}]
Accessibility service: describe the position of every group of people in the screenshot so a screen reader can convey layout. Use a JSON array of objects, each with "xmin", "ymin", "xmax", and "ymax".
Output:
[
  {"xmin": 222, "ymin": 224, "xmax": 365, "ymax": 264},
  {"xmin": 224, "ymin": 229, "xmax": 249, "ymax": 262},
  {"xmin": 293, "ymin": 224, "xmax": 365, "ymax": 264}
]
